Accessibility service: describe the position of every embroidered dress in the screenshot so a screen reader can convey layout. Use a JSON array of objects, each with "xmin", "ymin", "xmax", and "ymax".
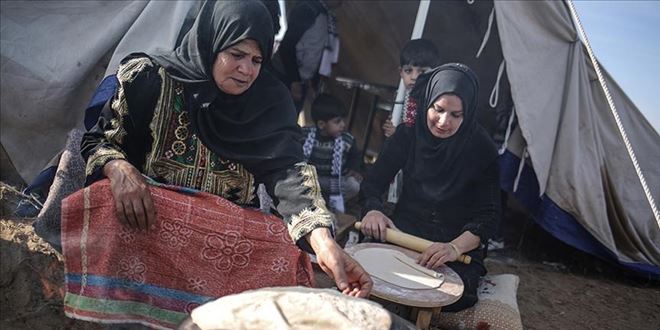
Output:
[
  {"xmin": 83, "ymin": 57, "xmax": 333, "ymax": 243},
  {"xmin": 77, "ymin": 56, "xmax": 334, "ymax": 330},
  {"xmin": 74, "ymin": 2, "xmax": 339, "ymax": 328},
  {"xmin": 144, "ymin": 77, "xmax": 255, "ymax": 205}
]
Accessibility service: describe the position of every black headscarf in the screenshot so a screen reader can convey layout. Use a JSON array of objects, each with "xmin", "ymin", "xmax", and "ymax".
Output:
[
  {"xmin": 409, "ymin": 63, "xmax": 498, "ymax": 200},
  {"xmin": 152, "ymin": 0, "xmax": 274, "ymax": 82},
  {"xmin": 151, "ymin": 0, "xmax": 302, "ymax": 177}
]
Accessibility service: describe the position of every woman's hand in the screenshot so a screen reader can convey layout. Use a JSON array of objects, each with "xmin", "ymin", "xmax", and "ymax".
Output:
[
  {"xmin": 382, "ymin": 116, "xmax": 395, "ymax": 137},
  {"xmin": 308, "ymin": 228, "xmax": 373, "ymax": 298},
  {"xmin": 417, "ymin": 242, "xmax": 459, "ymax": 269},
  {"xmin": 103, "ymin": 159, "xmax": 156, "ymax": 231},
  {"xmin": 418, "ymin": 232, "xmax": 480, "ymax": 269},
  {"xmin": 359, "ymin": 210, "xmax": 398, "ymax": 242}
]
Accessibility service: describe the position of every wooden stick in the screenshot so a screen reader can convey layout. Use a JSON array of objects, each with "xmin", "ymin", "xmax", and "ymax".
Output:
[{"xmin": 354, "ymin": 221, "xmax": 471, "ymax": 264}]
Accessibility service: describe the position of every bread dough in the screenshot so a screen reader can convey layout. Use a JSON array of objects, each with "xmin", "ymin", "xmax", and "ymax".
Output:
[
  {"xmin": 190, "ymin": 287, "xmax": 392, "ymax": 329},
  {"xmin": 353, "ymin": 248, "xmax": 444, "ymax": 290}
]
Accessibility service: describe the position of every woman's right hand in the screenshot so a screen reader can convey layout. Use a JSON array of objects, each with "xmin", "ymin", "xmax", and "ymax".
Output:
[
  {"xmin": 382, "ymin": 116, "xmax": 395, "ymax": 137},
  {"xmin": 359, "ymin": 210, "xmax": 398, "ymax": 242},
  {"xmin": 308, "ymin": 228, "xmax": 373, "ymax": 298},
  {"xmin": 103, "ymin": 159, "xmax": 156, "ymax": 231}
]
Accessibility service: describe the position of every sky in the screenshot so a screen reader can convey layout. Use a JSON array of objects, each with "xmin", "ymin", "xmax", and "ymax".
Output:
[{"xmin": 572, "ymin": 0, "xmax": 659, "ymax": 131}]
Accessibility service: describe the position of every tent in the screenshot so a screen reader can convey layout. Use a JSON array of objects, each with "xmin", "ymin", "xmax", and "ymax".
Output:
[{"xmin": 1, "ymin": 0, "xmax": 658, "ymax": 276}]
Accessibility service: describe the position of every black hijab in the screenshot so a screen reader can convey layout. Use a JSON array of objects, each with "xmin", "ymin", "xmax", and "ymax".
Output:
[
  {"xmin": 409, "ymin": 63, "xmax": 498, "ymax": 200},
  {"xmin": 151, "ymin": 0, "xmax": 302, "ymax": 177}
]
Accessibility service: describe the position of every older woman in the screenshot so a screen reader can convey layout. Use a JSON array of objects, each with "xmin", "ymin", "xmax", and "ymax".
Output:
[
  {"xmin": 358, "ymin": 63, "xmax": 500, "ymax": 311},
  {"xmin": 72, "ymin": 1, "xmax": 370, "ymax": 327}
]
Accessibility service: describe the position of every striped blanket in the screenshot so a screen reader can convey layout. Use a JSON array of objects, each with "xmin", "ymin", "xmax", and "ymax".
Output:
[{"xmin": 61, "ymin": 179, "xmax": 313, "ymax": 329}]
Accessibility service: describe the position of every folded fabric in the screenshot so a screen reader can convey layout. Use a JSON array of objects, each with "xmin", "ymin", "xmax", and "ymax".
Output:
[
  {"xmin": 61, "ymin": 179, "xmax": 313, "ymax": 329},
  {"xmin": 33, "ymin": 128, "xmax": 86, "ymax": 252}
]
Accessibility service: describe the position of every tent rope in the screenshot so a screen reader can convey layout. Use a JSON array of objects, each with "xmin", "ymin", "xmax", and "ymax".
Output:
[
  {"xmin": 513, "ymin": 147, "xmax": 528, "ymax": 193},
  {"xmin": 489, "ymin": 59, "xmax": 505, "ymax": 108},
  {"xmin": 476, "ymin": 7, "xmax": 495, "ymax": 58},
  {"xmin": 566, "ymin": 0, "xmax": 660, "ymax": 227},
  {"xmin": 499, "ymin": 106, "xmax": 516, "ymax": 155}
]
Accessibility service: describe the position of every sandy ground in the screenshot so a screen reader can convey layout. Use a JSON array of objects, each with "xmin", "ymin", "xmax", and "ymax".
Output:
[
  {"xmin": 2, "ymin": 140, "xmax": 658, "ymax": 329},
  {"xmin": 1, "ymin": 197, "xmax": 659, "ymax": 329},
  {"xmin": 486, "ymin": 252, "xmax": 659, "ymax": 329},
  {"xmin": 0, "ymin": 218, "xmax": 100, "ymax": 330}
]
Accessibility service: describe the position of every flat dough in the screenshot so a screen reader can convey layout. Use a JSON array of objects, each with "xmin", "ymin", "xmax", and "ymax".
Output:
[
  {"xmin": 353, "ymin": 248, "xmax": 444, "ymax": 290},
  {"xmin": 190, "ymin": 287, "xmax": 392, "ymax": 329}
]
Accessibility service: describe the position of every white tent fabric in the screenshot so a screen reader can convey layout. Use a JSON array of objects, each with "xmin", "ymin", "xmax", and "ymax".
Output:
[
  {"xmin": 104, "ymin": 1, "xmax": 201, "ymax": 78},
  {"xmin": 0, "ymin": 0, "xmax": 199, "ymax": 182},
  {"xmin": 1, "ymin": 0, "xmax": 658, "ymax": 274},
  {"xmin": 495, "ymin": 1, "xmax": 660, "ymax": 266}
]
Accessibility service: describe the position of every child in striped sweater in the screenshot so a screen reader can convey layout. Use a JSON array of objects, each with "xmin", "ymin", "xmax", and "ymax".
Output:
[{"xmin": 302, "ymin": 94, "xmax": 362, "ymax": 213}]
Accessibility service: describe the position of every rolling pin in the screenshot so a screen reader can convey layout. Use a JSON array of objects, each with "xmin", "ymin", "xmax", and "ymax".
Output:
[{"xmin": 354, "ymin": 221, "xmax": 471, "ymax": 264}]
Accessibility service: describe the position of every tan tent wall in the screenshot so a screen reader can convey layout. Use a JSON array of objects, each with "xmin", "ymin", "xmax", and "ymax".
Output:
[
  {"xmin": 1, "ymin": 0, "xmax": 657, "ymax": 272},
  {"xmin": 495, "ymin": 0, "xmax": 659, "ymax": 266}
]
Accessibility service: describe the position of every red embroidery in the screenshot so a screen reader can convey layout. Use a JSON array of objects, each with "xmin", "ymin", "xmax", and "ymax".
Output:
[{"xmin": 403, "ymin": 96, "xmax": 418, "ymax": 127}]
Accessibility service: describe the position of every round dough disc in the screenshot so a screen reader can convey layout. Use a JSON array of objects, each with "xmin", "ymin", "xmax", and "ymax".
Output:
[{"xmin": 353, "ymin": 248, "xmax": 444, "ymax": 290}]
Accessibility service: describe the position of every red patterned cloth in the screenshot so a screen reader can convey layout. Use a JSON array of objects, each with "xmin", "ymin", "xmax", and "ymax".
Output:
[
  {"xmin": 402, "ymin": 94, "xmax": 418, "ymax": 127},
  {"xmin": 61, "ymin": 179, "xmax": 313, "ymax": 329}
]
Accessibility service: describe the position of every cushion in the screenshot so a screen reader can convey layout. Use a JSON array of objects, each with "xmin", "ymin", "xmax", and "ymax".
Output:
[{"xmin": 433, "ymin": 274, "xmax": 522, "ymax": 330}]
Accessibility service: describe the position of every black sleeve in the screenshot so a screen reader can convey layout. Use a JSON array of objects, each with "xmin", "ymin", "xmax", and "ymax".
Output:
[
  {"xmin": 257, "ymin": 163, "xmax": 335, "ymax": 253},
  {"xmin": 278, "ymin": 3, "xmax": 320, "ymax": 83},
  {"xmin": 359, "ymin": 125, "xmax": 411, "ymax": 216},
  {"xmin": 345, "ymin": 135, "xmax": 361, "ymax": 173},
  {"xmin": 80, "ymin": 56, "xmax": 161, "ymax": 185},
  {"xmin": 461, "ymin": 161, "xmax": 501, "ymax": 243},
  {"xmin": 80, "ymin": 99, "xmax": 126, "ymax": 184}
]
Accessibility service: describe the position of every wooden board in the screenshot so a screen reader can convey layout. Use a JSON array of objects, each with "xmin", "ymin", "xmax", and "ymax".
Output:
[{"xmin": 345, "ymin": 243, "xmax": 464, "ymax": 308}]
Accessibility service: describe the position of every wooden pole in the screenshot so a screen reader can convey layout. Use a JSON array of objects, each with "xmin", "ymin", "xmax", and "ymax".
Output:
[
  {"xmin": 354, "ymin": 221, "xmax": 471, "ymax": 264},
  {"xmin": 390, "ymin": 0, "xmax": 431, "ymax": 126}
]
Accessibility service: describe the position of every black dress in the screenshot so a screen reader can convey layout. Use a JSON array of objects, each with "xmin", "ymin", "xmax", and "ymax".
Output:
[{"xmin": 360, "ymin": 125, "xmax": 501, "ymax": 311}]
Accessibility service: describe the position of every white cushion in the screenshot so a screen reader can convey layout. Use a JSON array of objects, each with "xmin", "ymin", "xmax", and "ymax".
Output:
[{"xmin": 433, "ymin": 274, "xmax": 522, "ymax": 330}]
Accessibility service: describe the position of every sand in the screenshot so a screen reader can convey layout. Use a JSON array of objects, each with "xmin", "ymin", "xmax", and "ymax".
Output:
[{"xmin": 1, "ymin": 211, "xmax": 658, "ymax": 329}]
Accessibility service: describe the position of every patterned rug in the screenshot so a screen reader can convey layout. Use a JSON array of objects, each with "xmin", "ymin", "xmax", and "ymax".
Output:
[{"xmin": 61, "ymin": 179, "xmax": 313, "ymax": 329}]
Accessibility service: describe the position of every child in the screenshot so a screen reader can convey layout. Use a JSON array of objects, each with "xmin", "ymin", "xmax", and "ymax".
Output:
[
  {"xmin": 382, "ymin": 39, "xmax": 441, "ymax": 204},
  {"xmin": 382, "ymin": 39, "xmax": 441, "ymax": 136},
  {"xmin": 302, "ymin": 93, "xmax": 362, "ymax": 213}
]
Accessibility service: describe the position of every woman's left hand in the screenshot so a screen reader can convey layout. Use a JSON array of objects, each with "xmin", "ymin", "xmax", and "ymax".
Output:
[{"xmin": 417, "ymin": 242, "xmax": 459, "ymax": 269}]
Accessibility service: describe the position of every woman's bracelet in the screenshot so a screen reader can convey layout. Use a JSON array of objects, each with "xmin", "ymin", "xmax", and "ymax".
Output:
[{"xmin": 448, "ymin": 242, "xmax": 461, "ymax": 259}]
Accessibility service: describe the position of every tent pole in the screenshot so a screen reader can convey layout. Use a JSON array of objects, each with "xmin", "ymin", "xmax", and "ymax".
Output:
[
  {"xmin": 566, "ymin": 0, "xmax": 660, "ymax": 227},
  {"xmin": 391, "ymin": 0, "xmax": 431, "ymax": 126},
  {"xmin": 275, "ymin": 0, "xmax": 287, "ymax": 42}
]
